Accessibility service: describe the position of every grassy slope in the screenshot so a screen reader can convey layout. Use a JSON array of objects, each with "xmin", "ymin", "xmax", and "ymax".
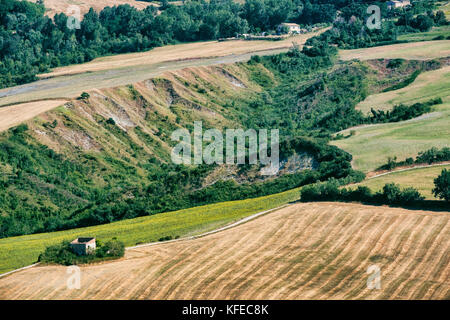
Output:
[
  {"xmin": 397, "ymin": 26, "xmax": 450, "ymax": 42},
  {"xmin": 438, "ymin": 1, "xmax": 450, "ymax": 19},
  {"xmin": 339, "ymin": 40, "xmax": 450, "ymax": 61},
  {"xmin": 350, "ymin": 165, "xmax": 450, "ymax": 199},
  {"xmin": 0, "ymin": 187, "xmax": 300, "ymax": 274},
  {"xmin": 332, "ymin": 66, "xmax": 450, "ymax": 172},
  {"xmin": 356, "ymin": 65, "xmax": 450, "ymax": 114}
]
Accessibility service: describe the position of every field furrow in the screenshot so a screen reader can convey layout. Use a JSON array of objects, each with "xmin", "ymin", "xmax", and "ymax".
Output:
[{"xmin": 0, "ymin": 203, "xmax": 448, "ymax": 300}]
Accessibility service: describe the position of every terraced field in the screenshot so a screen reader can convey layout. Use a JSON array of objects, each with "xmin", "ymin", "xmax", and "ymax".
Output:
[{"xmin": 0, "ymin": 202, "xmax": 448, "ymax": 300}]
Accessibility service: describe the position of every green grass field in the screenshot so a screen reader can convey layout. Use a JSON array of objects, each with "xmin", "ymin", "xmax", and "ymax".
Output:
[
  {"xmin": 331, "ymin": 103, "xmax": 450, "ymax": 172},
  {"xmin": 0, "ymin": 186, "xmax": 301, "ymax": 274},
  {"xmin": 349, "ymin": 165, "xmax": 450, "ymax": 199},
  {"xmin": 397, "ymin": 26, "xmax": 450, "ymax": 42},
  {"xmin": 437, "ymin": 1, "xmax": 450, "ymax": 19},
  {"xmin": 332, "ymin": 65, "xmax": 450, "ymax": 172},
  {"xmin": 356, "ymin": 66, "xmax": 450, "ymax": 114}
]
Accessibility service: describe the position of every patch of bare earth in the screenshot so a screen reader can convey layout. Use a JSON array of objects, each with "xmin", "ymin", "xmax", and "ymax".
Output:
[
  {"xmin": 0, "ymin": 100, "xmax": 67, "ymax": 132},
  {"xmin": 29, "ymin": 0, "xmax": 158, "ymax": 18},
  {"xmin": 0, "ymin": 202, "xmax": 448, "ymax": 300}
]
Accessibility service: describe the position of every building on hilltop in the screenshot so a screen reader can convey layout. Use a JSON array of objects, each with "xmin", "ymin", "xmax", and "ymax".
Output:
[
  {"xmin": 277, "ymin": 23, "xmax": 306, "ymax": 34},
  {"xmin": 387, "ymin": 0, "xmax": 411, "ymax": 10},
  {"xmin": 70, "ymin": 237, "xmax": 96, "ymax": 255}
]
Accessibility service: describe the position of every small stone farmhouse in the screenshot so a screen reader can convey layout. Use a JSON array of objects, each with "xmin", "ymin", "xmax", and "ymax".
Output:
[
  {"xmin": 70, "ymin": 237, "xmax": 96, "ymax": 255},
  {"xmin": 387, "ymin": 0, "xmax": 411, "ymax": 10},
  {"xmin": 277, "ymin": 23, "xmax": 305, "ymax": 34}
]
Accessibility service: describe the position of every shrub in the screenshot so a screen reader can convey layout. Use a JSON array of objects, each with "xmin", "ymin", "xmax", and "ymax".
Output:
[
  {"xmin": 38, "ymin": 241, "xmax": 77, "ymax": 266},
  {"xmin": 106, "ymin": 118, "xmax": 116, "ymax": 125},
  {"xmin": 78, "ymin": 92, "xmax": 90, "ymax": 100},
  {"xmin": 346, "ymin": 186, "xmax": 373, "ymax": 202},
  {"xmin": 249, "ymin": 55, "xmax": 261, "ymax": 64},
  {"xmin": 301, "ymin": 182, "xmax": 425, "ymax": 207},
  {"xmin": 433, "ymin": 169, "xmax": 450, "ymax": 201},
  {"xmin": 378, "ymin": 147, "xmax": 450, "ymax": 171},
  {"xmin": 397, "ymin": 187, "xmax": 425, "ymax": 204},
  {"xmin": 95, "ymin": 239, "xmax": 125, "ymax": 258},
  {"xmin": 38, "ymin": 239, "xmax": 125, "ymax": 265},
  {"xmin": 380, "ymin": 183, "xmax": 402, "ymax": 204},
  {"xmin": 387, "ymin": 59, "xmax": 404, "ymax": 69}
]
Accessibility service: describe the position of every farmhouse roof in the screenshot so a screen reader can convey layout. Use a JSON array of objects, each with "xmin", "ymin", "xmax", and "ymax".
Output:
[
  {"xmin": 280, "ymin": 23, "xmax": 300, "ymax": 27},
  {"xmin": 71, "ymin": 237, "xmax": 96, "ymax": 244}
]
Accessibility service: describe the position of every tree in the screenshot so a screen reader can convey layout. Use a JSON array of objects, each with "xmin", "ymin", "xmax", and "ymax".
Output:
[
  {"xmin": 433, "ymin": 169, "xmax": 450, "ymax": 201},
  {"xmin": 433, "ymin": 11, "xmax": 448, "ymax": 26},
  {"xmin": 411, "ymin": 14, "xmax": 434, "ymax": 32}
]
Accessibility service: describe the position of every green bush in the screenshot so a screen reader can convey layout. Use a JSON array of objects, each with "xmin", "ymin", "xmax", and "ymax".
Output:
[
  {"xmin": 378, "ymin": 147, "xmax": 450, "ymax": 170},
  {"xmin": 301, "ymin": 181, "xmax": 424, "ymax": 207},
  {"xmin": 38, "ymin": 239, "xmax": 125, "ymax": 265},
  {"xmin": 433, "ymin": 169, "xmax": 450, "ymax": 202},
  {"xmin": 106, "ymin": 118, "xmax": 116, "ymax": 125},
  {"xmin": 78, "ymin": 92, "xmax": 90, "ymax": 100}
]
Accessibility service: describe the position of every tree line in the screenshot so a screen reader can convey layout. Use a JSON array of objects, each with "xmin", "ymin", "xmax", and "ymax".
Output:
[{"xmin": 0, "ymin": 0, "xmax": 364, "ymax": 88}]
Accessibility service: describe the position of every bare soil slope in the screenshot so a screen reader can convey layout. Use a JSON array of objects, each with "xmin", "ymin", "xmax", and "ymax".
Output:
[{"xmin": 1, "ymin": 202, "xmax": 448, "ymax": 300}]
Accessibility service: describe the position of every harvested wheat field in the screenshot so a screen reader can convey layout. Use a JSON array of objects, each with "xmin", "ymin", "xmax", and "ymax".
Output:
[
  {"xmin": 340, "ymin": 40, "xmax": 450, "ymax": 61},
  {"xmin": 0, "ymin": 202, "xmax": 448, "ymax": 300},
  {"xmin": 39, "ymin": 29, "xmax": 326, "ymax": 79},
  {"xmin": 0, "ymin": 100, "xmax": 67, "ymax": 132},
  {"xmin": 29, "ymin": 0, "xmax": 158, "ymax": 18}
]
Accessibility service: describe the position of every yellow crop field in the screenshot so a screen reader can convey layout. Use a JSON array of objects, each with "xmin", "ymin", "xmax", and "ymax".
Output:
[
  {"xmin": 1, "ymin": 202, "xmax": 448, "ymax": 300},
  {"xmin": 0, "ymin": 187, "xmax": 300, "ymax": 275}
]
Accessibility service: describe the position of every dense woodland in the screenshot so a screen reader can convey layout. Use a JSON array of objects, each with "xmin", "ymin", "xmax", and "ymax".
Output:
[{"xmin": 0, "ymin": 0, "xmax": 446, "ymax": 88}]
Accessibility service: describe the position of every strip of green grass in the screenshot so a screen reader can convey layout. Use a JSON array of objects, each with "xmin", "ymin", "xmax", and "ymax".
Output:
[
  {"xmin": 331, "ymin": 103, "xmax": 450, "ymax": 172},
  {"xmin": 333, "ymin": 65, "xmax": 450, "ymax": 172},
  {"xmin": 397, "ymin": 26, "xmax": 450, "ymax": 42},
  {"xmin": 0, "ymin": 186, "xmax": 301, "ymax": 274},
  {"xmin": 349, "ymin": 165, "xmax": 450, "ymax": 199}
]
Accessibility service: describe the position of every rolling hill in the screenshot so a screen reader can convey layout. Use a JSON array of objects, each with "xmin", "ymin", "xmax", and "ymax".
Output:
[
  {"xmin": 350, "ymin": 164, "xmax": 450, "ymax": 200},
  {"xmin": 331, "ymin": 65, "xmax": 450, "ymax": 173},
  {"xmin": 1, "ymin": 202, "xmax": 448, "ymax": 300}
]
